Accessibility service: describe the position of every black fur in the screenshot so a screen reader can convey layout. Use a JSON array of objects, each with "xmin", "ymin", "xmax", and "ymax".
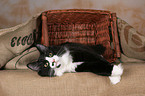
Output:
[{"xmin": 61, "ymin": 42, "xmax": 113, "ymax": 76}]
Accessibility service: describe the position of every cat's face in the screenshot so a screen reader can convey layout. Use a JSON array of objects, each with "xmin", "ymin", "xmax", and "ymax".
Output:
[{"xmin": 27, "ymin": 44, "xmax": 61, "ymax": 77}]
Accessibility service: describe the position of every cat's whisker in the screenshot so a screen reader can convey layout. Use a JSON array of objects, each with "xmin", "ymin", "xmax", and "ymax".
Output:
[
  {"xmin": 57, "ymin": 49, "xmax": 66, "ymax": 56},
  {"xmin": 56, "ymin": 47, "xmax": 66, "ymax": 56},
  {"xmin": 56, "ymin": 46, "xmax": 63, "ymax": 56}
]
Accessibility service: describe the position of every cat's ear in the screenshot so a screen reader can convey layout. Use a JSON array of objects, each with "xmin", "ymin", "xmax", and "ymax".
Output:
[
  {"xmin": 27, "ymin": 62, "xmax": 41, "ymax": 71},
  {"xmin": 35, "ymin": 44, "xmax": 47, "ymax": 53}
]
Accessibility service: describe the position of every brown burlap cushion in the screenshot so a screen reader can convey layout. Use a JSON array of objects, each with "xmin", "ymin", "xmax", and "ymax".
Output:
[
  {"xmin": 5, "ymin": 48, "xmax": 39, "ymax": 69},
  {"xmin": 0, "ymin": 14, "xmax": 39, "ymax": 69},
  {"xmin": 118, "ymin": 18, "xmax": 145, "ymax": 60},
  {"xmin": 36, "ymin": 9, "xmax": 121, "ymax": 63}
]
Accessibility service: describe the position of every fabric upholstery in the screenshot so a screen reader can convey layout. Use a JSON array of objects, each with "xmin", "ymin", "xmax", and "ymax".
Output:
[
  {"xmin": 0, "ymin": 63, "xmax": 145, "ymax": 96},
  {"xmin": 5, "ymin": 48, "xmax": 39, "ymax": 69},
  {"xmin": 118, "ymin": 18, "xmax": 145, "ymax": 60},
  {"xmin": 0, "ymin": 14, "xmax": 39, "ymax": 68}
]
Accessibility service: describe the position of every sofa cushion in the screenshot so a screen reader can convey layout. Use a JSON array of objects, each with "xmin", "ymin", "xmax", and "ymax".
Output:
[
  {"xmin": 0, "ymin": 63, "xmax": 145, "ymax": 96},
  {"xmin": 5, "ymin": 48, "xmax": 39, "ymax": 69},
  {"xmin": 0, "ymin": 14, "xmax": 39, "ymax": 68},
  {"xmin": 118, "ymin": 18, "xmax": 145, "ymax": 60}
]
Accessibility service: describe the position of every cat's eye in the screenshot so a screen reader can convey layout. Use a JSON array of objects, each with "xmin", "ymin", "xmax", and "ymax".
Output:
[
  {"xmin": 44, "ymin": 62, "xmax": 49, "ymax": 67},
  {"xmin": 49, "ymin": 53, "xmax": 53, "ymax": 57}
]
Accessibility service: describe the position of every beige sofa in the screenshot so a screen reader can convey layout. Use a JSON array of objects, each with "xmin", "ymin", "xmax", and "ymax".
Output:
[
  {"xmin": 1, "ymin": 63, "xmax": 145, "ymax": 96},
  {"xmin": 0, "ymin": 11, "xmax": 145, "ymax": 96}
]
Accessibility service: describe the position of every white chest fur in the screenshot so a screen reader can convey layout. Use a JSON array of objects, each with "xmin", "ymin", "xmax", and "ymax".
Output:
[{"xmin": 54, "ymin": 50, "xmax": 83, "ymax": 76}]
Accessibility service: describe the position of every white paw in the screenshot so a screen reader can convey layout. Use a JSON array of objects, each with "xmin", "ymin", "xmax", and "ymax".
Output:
[
  {"xmin": 109, "ymin": 76, "xmax": 121, "ymax": 84},
  {"xmin": 55, "ymin": 71, "xmax": 63, "ymax": 77},
  {"xmin": 109, "ymin": 63, "xmax": 123, "ymax": 84},
  {"xmin": 111, "ymin": 63, "xmax": 123, "ymax": 76}
]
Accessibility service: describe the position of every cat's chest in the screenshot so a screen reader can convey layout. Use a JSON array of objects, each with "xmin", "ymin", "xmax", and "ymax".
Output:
[{"xmin": 54, "ymin": 50, "xmax": 83, "ymax": 76}]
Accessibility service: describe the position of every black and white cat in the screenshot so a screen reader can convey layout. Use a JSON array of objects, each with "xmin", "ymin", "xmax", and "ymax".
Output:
[{"xmin": 27, "ymin": 42, "xmax": 123, "ymax": 84}]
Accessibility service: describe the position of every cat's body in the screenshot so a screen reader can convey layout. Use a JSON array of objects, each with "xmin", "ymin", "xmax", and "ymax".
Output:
[{"xmin": 27, "ymin": 42, "xmax": 123, "ymax": 84}]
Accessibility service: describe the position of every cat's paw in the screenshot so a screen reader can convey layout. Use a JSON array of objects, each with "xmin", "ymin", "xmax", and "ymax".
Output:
[
  {"xmin": 55, "ymin": 71, "xmax": 63, "ymax": 77},
  {"xmin": 111, "ymin": 63, "xmax": 123, "ymax": 76},
  {"xmin": 109, "ymin": 76, "xmax": 121, "ymax": 84},
  {"xmin": 109, "ymin": 63, "xmax": 123, "ymax": 84}
]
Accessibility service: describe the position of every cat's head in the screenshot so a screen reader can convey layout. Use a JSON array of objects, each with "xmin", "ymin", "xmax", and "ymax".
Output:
[{"xmin": 27, "ymin": 44, "xmax": 61, "ymax": 77}]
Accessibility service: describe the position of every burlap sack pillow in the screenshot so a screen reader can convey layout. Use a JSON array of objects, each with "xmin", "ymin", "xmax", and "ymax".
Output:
[
  {"xmin": 120, "ymin": 54, "xmax": 145, "ymax": 63},
  {"xmin": 0, "ymin": 14, "xmax": 39, "ymax": 68},
  {"xmin": 118, "ymin": 18, "xmax": 145, "ymax": 60},
  {"xmin": 5, "ymin": 48, "xmax": 39, "ymax": 69}
]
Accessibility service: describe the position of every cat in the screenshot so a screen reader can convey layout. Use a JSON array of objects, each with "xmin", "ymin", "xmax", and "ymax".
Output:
[{"xmin": 27, "ymin": 42, "xmax": 123, "ymax": 84}]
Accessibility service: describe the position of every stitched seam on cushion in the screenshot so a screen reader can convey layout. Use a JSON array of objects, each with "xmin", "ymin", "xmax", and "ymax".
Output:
[{"xmin": 15, "ymin": 49, "xmax": 37, "ymax": 69}]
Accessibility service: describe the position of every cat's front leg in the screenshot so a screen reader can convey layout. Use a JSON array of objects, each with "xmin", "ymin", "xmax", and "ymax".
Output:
[
  {"xmin": 54, "ymin": 68, "xmax": 65, "ymax": 77},
  {"xmin": 55, "ymin": 72, "xmax": 63, "ymax": 76}
]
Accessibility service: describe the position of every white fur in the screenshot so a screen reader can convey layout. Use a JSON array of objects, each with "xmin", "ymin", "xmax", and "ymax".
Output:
[
  {"xmin": 109, "ymin": 63, "xmax": 123, "ymax": 84},
  {"xmin": 55, "ymin": 49, "xmax": 83, "ymax": 76},
  {"xmin": 45, "ymin": 56, "xmax": 60, "ymax": 68},
  {"xmin": 46, "ymin": 48, "xmax": 83, "ymax": 76},
  {"xmin": 109, "ymin": 76, "xmax": 121, "ymax": 85}
]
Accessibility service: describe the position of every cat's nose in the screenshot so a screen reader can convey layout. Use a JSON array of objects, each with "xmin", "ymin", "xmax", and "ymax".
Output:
[{"xmin": 53, "ymin": 59, "xmax": 55, "ymax": 62}]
